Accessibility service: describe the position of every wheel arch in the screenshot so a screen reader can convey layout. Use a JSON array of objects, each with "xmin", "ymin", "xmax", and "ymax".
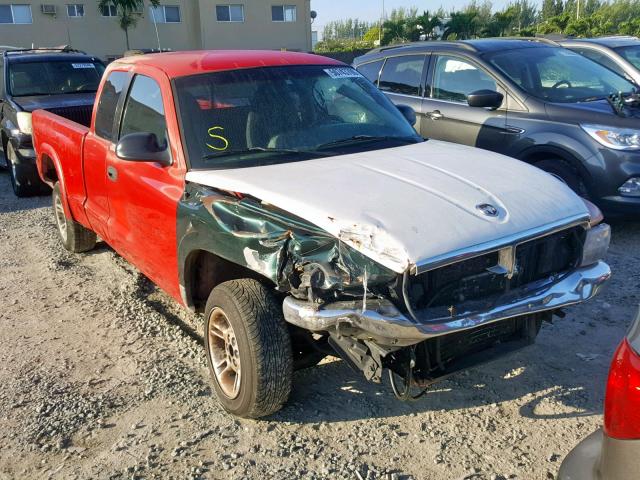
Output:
[
  {"xmin": 181, "ymin": 248, "xmax": 275, "ymax": 313},
  {"xmin": 518, "ymin": 145, "xmax": 593, "ymax": 189}
]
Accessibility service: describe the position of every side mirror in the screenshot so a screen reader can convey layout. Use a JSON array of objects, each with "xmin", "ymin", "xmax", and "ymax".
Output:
[
  {"xmin": 396, "ymin": 104, "xmax": 417, "ymax": 126},
  {"xmin": 467, "ymin": 90, "xmax": 504, "ymax": 109},
  {"xmin": 116, "ymin": 132, "xmax": 171, "ymax": 166}
]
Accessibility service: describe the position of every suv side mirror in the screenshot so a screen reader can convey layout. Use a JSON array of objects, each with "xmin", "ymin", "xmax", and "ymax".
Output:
[
  {"xmin": 116, "ymin": 132, "xmax": 171, "ymax": 166},
  {"xmin": 396, "ymin": 104, "xmax": 417, "ymax": 126},
  {"xmin": 467, "ymin": 90, "xmax": 504, "ymax": 109}
]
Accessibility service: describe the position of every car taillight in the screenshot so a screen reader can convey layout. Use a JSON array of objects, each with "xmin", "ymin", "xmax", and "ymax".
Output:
[{"xmin": 604, "ymin": 338, "xmax": 640, "ymax": 440}]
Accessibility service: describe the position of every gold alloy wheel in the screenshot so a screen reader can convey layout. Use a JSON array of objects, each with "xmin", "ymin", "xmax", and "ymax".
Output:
[
  {"xmin": 207, "ymin": 307, "xmax": 241, "ymax": 399},
  {"xmin": 53, "ymin": 190, "xmax": 68, "ymax": 243}
]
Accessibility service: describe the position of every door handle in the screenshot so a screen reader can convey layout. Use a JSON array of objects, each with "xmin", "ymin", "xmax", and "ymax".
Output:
[
  {"xmin": 426, "ymin": 110, "xmax": 444, "ymax": 120},
  {"xmin": 107, "ymin": 166, "xmax": 118, "ymax": 182}
]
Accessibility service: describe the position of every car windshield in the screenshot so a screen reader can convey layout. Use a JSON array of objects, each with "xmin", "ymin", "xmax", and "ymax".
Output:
[
  {"xmin": 615, "ymin": 45, "xmax": 640, "ymax": 70},
  {"xmin": 9, "ymin": 60, "xmax": 105, "ymax": 96},
  {"xmin": 485, "ymin": 47, "xmax": 636, "ymax": 103},
  {"xmin": 174, "ymin": 65, "xmax": 421, "ymax": 170}
]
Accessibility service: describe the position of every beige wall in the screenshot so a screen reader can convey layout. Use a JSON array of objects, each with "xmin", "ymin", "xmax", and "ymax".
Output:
[
  {"xmin": 0, "ymin": 0, "xmax": 311, "ymax": 60},
  {"xmin": 197, "ymin": 0, "xmax": 311, "ymax": 51}
]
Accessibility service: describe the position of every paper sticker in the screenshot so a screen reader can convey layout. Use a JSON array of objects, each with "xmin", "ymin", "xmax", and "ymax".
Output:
[
  {"xmin": 324, "ymin": 67, "xmax": 363, "ymax": 79},
  {"xmin": 71, "ymin": 63, "xmax": 95, "ymax": 69}
]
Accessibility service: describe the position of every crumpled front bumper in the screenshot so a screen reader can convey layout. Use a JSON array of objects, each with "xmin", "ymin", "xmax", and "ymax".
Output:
[{"xmin": 282, "ymin": 261, "xmax": 611, "ymax": 346}]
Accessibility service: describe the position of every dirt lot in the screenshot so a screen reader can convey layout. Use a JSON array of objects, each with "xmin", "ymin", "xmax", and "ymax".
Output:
[{"xmin": 0, "ymin": 170, "xmax": 638, "ymax": 480}]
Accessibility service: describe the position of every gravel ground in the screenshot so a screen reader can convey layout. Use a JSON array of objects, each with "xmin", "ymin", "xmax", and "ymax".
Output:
[{"xmin": 0, "ymin": 169, "xmax": 639, "ymax": 480}]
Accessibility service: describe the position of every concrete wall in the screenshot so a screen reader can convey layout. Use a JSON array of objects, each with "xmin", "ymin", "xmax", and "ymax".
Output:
[{"xmin": 0, "ymin": 0, "xmax": 311, "ymax": 60}]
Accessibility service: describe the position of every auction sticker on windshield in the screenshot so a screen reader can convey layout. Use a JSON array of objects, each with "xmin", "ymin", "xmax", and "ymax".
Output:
[
  {"xmin": 71, "ymin": 63, "xmax": 95, "ymax": 69},
  {"xmin": 324, "ymin": 67, "xmax": 363, "ymax": 79}
]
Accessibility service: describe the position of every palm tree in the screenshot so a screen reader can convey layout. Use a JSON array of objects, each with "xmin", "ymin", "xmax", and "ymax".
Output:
[
  {"xmin": 98, "ymin": 0, "xmax": 160, "ymax": 50},
  {"xmin": 442, "ymin": 11, "xmax": 479, "ymax": 40}
]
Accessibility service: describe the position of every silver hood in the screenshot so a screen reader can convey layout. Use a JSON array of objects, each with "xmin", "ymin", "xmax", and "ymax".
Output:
[{"xmin": 186, "ymin": 140, "xmax": 589, "ymax": 273}]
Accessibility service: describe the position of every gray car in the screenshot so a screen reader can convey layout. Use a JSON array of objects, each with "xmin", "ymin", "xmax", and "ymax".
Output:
[
  {"xmin": 560, "ymin": 36, "xmax": 640, "ymax": 86},
  {"xmin": 353, "ymin": 39, "xmax": 640, "ymax": 217},
  {"xmin": 559, "ymin": 307, "xmax": 640, "ymax": 480}
]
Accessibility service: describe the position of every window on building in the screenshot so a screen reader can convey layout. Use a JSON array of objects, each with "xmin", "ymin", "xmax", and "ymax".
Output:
[
  {"xmin": 0, "ymin": 4, "xmax": 33, "ymax": 24},
  {"xmin": 120, "ymin": 75, "xmax": 168, "ymax": 149},
  {"xmin": 100, "ymin": 3, "xmax": 117, "ymax": 17},
  {"xmin": 379, "ymin": 55, "xmax": 426, "ymax": 96},
  {"xmin": 67, "ymin": 4, "xmax": 84, "ymax": 17},
  {"xmin": 272, "ymin": 5, "xmax": 296, "ymax": 22},
  {"xmin": 216, "ymin": 4, "xmax": 244, "ymax": 22},
  {"xmin": 150, "ymin": 5, "xmax": 181, "ymax": 23},
  {"xmin": 95, "ymin": 71, "xmax": 129, "ymax": 141}
]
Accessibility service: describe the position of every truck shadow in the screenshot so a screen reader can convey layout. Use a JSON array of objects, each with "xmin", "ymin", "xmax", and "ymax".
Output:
[
  {"xmin": 0, "ymin": 171, "xmax": 51, "ymax": 214},
  {"xmin": 274, "ymin": 336, "xmax": 612, "ymax": 424}
]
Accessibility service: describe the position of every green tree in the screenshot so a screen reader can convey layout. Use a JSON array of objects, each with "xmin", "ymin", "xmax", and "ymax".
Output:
[{"xmin": 99, "ymin": 0, "xmax": 160, "ymax": 50}]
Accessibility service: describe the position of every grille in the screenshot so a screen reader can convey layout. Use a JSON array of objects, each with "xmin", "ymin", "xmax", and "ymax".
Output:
[
  {"xmin": 409, "ymin": 226, "xmax": 584, "ymax": 311},
  {"xmin": 46, "ymin": 105, "xmax": 93, "ymax": 127}
]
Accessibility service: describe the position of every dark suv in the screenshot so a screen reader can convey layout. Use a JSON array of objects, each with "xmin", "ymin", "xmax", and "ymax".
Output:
[
  {"xmin": 354, "ymin": 39, "xmax": 640, "ymax": 216},
  {"xmin": 0, "ymin": 47, "xmax": 104, "ymax": 196}
]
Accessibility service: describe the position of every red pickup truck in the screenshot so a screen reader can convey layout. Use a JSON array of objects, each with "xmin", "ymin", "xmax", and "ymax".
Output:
[{"xmin": 32, "ymin": 51, "xmax": 610, "ymax": 418}]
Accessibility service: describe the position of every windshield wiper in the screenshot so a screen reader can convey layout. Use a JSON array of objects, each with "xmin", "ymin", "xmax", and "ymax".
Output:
[
  {"xmin": 201, "ymin": 147, "xmax": 327, "ymax": 161},
  {"xmin": 316, "ymin": 135, "xmax": 417, "ymax": 150}
]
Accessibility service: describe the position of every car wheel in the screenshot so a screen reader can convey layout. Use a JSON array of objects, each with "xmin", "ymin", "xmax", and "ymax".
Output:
[
  {"xmin": 52, "ymin": 183, "xmax": 97, "ymax": 253},
  {"xmin": 204, "ymin": 279, "xmax": 292, "ymax": 418},
  {"xmin": 535, "ymin": 159, "xmax": 590, "ymax": 198},
  {"xmin": 6, "ymin": 142, "xmax": 49, "ymax": 197}
]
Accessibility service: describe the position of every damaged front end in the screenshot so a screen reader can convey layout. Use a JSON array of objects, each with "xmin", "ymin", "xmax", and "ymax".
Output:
[{"xmin": 179, "ymin": 184, "xmax": 611, "ymax": 399}]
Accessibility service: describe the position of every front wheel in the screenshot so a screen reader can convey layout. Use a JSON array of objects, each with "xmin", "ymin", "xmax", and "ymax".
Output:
[
  {"xmin": 204, "ymin": 279, "xmax": 292, "ymax": 418},
  {"xmin": 7, "ymin": 142, "xmax": 49, "ymax": 197}
]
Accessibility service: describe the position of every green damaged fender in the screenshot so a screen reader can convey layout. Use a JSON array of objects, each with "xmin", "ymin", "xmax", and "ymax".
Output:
[{"xmin": 177, "ymin": 183, "xmax": 397, "ymax": 305}]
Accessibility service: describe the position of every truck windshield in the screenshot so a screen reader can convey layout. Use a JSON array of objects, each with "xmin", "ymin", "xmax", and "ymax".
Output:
[
  {"xmin": 485, "ymin": 47, "xmax": 636, "ymax": 103},
  {"xmin": 9, "ymin": 60, "xmax": 105, "ymax": 96},
  {"xmin": 615, "ymin": 45, "xmax": 640, "ymax": 70},
  {"xmin": 175, "ymin": 65, "xmax": 421, "ymax": 170}
]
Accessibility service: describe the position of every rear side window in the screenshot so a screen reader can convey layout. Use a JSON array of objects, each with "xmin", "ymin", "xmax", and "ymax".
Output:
[
  {"xmin": 94, "ymin": 71, "xmax": 128, "ymax": 141},
  {"xmin": 357, "ymin": 60, "xmax": 384, "ymax": 85},
  {"xmin": 379, "ymin": 55, "xmax": 426, "ymax": 96},
  {"xmin": 119, "ymin": 75, "xmax": 168, "ymax": 148}
]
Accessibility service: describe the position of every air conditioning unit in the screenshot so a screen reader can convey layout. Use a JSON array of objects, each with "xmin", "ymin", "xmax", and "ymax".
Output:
[{"xmin": 41, "ymin": 4, "xmax": 57, "ymax": 15}]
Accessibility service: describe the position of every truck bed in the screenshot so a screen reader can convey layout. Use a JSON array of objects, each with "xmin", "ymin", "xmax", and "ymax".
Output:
[{"xmin": 32, "ymin": 109, "xmax": 90, "ymax": 225}]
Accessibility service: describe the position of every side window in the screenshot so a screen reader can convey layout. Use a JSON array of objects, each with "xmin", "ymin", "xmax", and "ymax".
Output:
[
  {"xmin": 94, "ymin": 71, "xmax": 128, "ymax": 141},
  {"xmin": 378, "ymin": 55, "xmax": 426, "ymax": 96},
  {"xmin": 357, "ymin": 60, "xmax": 384, "ymax": 85},
  {"xmin": 571, "ymin": 47, "xmax": 627, "ymax": 78},
  {"xmin": 119, "ymin": 75, "xmax": 168, "ymax": 148},
  {"xmin": 432, "ymin": 55, "xmax": 497, "ymax": 103}
]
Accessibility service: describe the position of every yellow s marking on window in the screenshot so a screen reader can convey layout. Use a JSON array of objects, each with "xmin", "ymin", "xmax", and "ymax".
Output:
[{"xmin": 206, "ymin": 126, "xmax": 229, "ymax": 151}]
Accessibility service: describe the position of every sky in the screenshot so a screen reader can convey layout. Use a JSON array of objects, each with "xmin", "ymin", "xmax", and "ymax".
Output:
[{"xmin": 310, "ymin": 0, "xmax": 522, "ymax": 32}]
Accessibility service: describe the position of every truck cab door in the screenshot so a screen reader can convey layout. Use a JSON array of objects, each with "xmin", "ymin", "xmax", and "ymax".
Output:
[
  {"xmin": 421, "ymin": 54, "xmax": 508, "ymax": 154},
  {"xmin": 83, "ymin": 70, "xmax": 129, "ymax": 241},
  {"xmin": 106, "ymin": 72, "xmax": 185, "ymax": 301}
]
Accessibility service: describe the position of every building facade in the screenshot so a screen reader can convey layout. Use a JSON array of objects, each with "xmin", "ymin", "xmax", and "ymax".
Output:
[{"xmin": 0, "ymin": 1, "xmax": 312, "ymax": 60}]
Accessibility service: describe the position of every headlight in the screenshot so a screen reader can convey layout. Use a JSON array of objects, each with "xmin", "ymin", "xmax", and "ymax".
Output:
[
  {"xmin": 581, "ymin": 124, "xmax": 640, "ymax": 151},
  {"xmin": 619, "ymin": 177, "xmax": 640, "ymax": 197},
  {"xmin": 580, "ymin": 223, "xmax": 611, "ymax": 267},
  {"xmin": 16, "ymin": 112, "xmax": 32, "ymax": 135},
  {"xmin": 581, "ymin": 198, "xmax": 603, "ymax": 226}
]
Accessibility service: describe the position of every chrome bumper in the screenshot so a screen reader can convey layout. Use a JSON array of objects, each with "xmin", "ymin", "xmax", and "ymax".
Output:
[{"xmin": 282, "ymin": 261, "xmax": 611, "ymax": 346}]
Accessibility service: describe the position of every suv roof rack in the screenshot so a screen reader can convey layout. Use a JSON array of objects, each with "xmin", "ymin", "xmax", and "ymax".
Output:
[
  {"xmin": 3, "ymin": 45, "xmax": 87, "ymax": 57},
  {"xmin": 483, "ymin": 36, "xmax": 561, "ymax": 46},
  {"xmin": 367, "ymin": 40, "xmax": 478, "ymax": 55}
]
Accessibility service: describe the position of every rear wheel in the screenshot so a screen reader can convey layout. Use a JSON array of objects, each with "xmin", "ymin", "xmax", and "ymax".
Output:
[
  {"xmin": 535, "ymin": 159, "xmax": 590, "ymax": 198},
  {"xmin": 204, "ymin": 279, "xmax": 292, "ymax": 418},
  {"xmin": 52, "ymin": 183, "xmax": 96, "ymax": 253}
]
